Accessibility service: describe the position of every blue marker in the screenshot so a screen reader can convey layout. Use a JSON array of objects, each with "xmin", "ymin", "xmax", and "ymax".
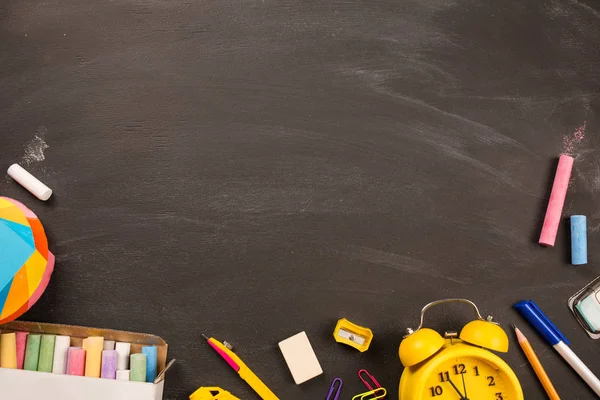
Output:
[
  {"xmin": 515, "ymin": 300, "xmax": 600, "ymax": 396},
  {"xmin": 571, "ymin": 215, "xmax": 587, "ymax": 265},
  {"xmin": 142, "ymin": 346, "xmax": 157, "ymax": 382}
]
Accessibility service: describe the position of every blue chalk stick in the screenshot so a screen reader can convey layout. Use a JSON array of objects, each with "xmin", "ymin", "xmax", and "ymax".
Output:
[
  {"xmin": 571, "ymin": 215, "xmax": 587, "ymax": 265},
  {"xmin": 141, "ymin": 346, "xmax": 157, "ymax": 382}
]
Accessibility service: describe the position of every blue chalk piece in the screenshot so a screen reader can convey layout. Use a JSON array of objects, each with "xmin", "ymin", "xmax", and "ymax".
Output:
[
  {"xmin": 142, "ymin": 346, "xmax": 157, "ymax": 382},
  {"xmin": 571, "ymin": 215, "xmax": 587, "ymax": 265}
]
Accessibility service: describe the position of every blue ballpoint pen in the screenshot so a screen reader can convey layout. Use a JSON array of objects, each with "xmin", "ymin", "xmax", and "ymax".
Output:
[{"xmin": 515, "ymin": 300, "xmax": 600, "ymax": 397}]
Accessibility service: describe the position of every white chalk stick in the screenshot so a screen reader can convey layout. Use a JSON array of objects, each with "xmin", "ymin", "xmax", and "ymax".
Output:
[
  {"xmin": 51, "ymin": 335, "xmax": 71, "ymax": 374},
  {"xmin": 115, "ymin": 342, "xmax": 131, "ymax": 370},
  {"xmin": 116, "ymin": 369, "xmax": 130, "ymax": 381},
  {"xmin": 7, "ymin": 164, "xmax": 52, "ymax": 201},
  {"xmin": 103, "ymin": 340, "xmax": 115, "ymax": 350},
  {"xmin": 278, "ymin": 331, "xmax": 323, "ymax": 384}
]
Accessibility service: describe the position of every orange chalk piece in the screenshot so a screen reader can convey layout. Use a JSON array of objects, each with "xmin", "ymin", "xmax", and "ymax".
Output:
[{"xmin": 82, "ymin": 336, "xmax": 104, "ymax": 378}]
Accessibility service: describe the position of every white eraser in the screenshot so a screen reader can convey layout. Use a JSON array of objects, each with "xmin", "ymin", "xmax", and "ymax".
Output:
[
  {"xmin": 116, "ymin": 369, "xmax": 130, "ymax": 381},
  {"xmin": 278, "ymin": 331, "xmax": 323, "ymax": 384},
  {"xmin": 115, "ymin": 342, "xmax": 131, "ymax": 370},
  {"xmin": 7, "ymin": 163, "xmax": 52, "ymax": 201},
  {"xmin": 103, "ymin": 340, "xmax": 116, "ymax": 350}
]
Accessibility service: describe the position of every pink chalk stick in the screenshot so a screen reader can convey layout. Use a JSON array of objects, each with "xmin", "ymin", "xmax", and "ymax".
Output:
[
  {"xmin": 15, "ymin": 332, "xmax": 28, "ymax": 369},
  {"xmin": 539, "ymin": 155, "xmax": 574, "ymax": 247},
  {"xmin": 66, "ymin": 347, "xmax": 86, "ymax": 376}
]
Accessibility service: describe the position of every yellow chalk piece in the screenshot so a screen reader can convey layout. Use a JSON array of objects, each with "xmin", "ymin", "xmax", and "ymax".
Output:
[
  {"xmin": 24, "ymin": 250, "xmax": 47, "ymax": 298},
  {"xmin": 1, "ymin": 333, "xmax": 18, "ymax": 368},
  {"xmin": 82, "ymin": 336, "xmax": 104, "ymax": 378},
  {"xmin": 0, "ymin": 265, "xmax": 30, "ymax": 318},
  {"xmin": 0, "ymin": 204, "xmax": 30, "ymax": 226}
]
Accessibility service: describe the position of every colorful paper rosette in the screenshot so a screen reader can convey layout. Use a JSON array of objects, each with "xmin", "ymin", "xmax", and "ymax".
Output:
[{"xmin": 0, "ymin": 197, "xmax": 54, "ymax": 323}]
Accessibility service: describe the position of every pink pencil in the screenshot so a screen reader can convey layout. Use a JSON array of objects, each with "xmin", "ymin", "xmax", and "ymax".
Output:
[{"xmin": 539, "ymin": 155, "xmax": 574, "ymax": 247}]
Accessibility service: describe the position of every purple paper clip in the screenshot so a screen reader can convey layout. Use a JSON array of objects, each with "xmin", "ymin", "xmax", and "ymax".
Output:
[{"xmin": 326, "ymin": 377, "xmax": 343, "ymax": 400}]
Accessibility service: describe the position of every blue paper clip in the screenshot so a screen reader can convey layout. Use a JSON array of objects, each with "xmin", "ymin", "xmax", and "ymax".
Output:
[
  {"xmin": 351, "ymin": 388, "xmax": 387, "ymax": 400},
  {"xmin": 325, "ymin": 377, "xmax": 342, "ymax": 400}
]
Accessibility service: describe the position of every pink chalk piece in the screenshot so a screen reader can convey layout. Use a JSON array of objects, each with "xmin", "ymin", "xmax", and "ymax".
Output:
[
  {"xmin": 66, "ymin": 347, "xmax": 86, "ymax": 376},
  {"xmin": 539, "ymin": 155, "xmax": 574, "ymax": 247},
  {"xmin": 15, "ymin": 331, "xmax": 28, "ymax": 369},
  {"xmin": 101, "ymin": 350, "xmax": 118, "ymax": 379}
]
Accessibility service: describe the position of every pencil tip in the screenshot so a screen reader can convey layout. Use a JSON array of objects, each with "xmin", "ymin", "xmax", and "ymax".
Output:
[
  {"xmin": 513, "ymin": 326, "xmax": 526, "ymax": 342},
  {"xmin": 201, "ymin": 333, "xmax": 209, "ymax": 340}
]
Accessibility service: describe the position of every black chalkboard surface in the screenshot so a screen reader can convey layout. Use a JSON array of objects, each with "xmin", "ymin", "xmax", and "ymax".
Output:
[{"xmin": 2, "ymin": 0, "xmax": 599, "ymax": 398}]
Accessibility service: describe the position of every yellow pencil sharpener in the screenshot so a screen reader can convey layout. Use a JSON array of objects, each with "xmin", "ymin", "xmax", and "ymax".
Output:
[
  {"xmin": 333, "ymin": 318, "xmax": 373, "ymax": 352},
  {"xmin": 189, "ymin": 387, "xmax": 240, "ymax": 400}
]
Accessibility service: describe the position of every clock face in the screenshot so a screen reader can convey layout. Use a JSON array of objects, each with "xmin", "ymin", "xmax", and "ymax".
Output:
[{"xmin": 422, "ymin": 356, "xmax": 519, "ymax": 400}]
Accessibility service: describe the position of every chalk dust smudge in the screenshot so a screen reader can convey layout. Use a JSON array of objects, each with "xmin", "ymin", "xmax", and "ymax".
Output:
[
  {"xmin": 562, "ymin": 122, "xmax": 586, "ymax": 156},
  {"xmin": 23, "ymin": 126, "xmax": 49, "ymax": 165}
]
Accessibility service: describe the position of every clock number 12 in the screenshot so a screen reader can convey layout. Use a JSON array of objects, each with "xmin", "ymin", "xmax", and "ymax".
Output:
[{"xmin": 452, "ymin": 364, "xmax": 466, "ymax": 375}]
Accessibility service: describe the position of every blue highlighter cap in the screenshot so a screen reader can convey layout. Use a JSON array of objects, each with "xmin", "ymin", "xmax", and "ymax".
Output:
[{"xmin": 514, "ymin": 300, "xmax": 570, "ymax": 346}]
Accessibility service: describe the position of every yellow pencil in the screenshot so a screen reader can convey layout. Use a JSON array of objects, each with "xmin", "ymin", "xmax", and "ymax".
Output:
[
  {"xmin": 514, "ymin": 326, "xmax": 561, "ymax": 400},
  {"xmin": 203, "ymin": 334, "xmax": 279, "ymax": 400}
]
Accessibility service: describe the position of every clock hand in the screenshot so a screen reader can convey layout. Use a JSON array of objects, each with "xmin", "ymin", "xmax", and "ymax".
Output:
[
  {"xmin": 460, "ymin": 371, "xmax": 469, "ymax": 400},
  {"xmin": 447, "ymin": 377, "xmax": 467, "ymax": 400}
]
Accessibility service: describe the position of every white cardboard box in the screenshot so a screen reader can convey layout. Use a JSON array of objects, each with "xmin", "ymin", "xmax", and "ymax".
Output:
[
  {"xmin": 0, "ymin": 368, "xmax": 164, "ymax": 400},
  {"xmin": 0, "ymin": 321, "xmax": 169, "ymax": 400}
]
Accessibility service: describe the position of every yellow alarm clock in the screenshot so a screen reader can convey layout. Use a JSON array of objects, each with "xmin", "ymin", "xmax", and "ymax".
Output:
[{"xmin": 399, "ymin": 299, "xmax": 523, "ymax": 400}]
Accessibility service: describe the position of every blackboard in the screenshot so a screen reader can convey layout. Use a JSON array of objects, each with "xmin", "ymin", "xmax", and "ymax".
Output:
[{"xmin": 2, "ymin": 0, "xmax": 600, "ymax": 398}]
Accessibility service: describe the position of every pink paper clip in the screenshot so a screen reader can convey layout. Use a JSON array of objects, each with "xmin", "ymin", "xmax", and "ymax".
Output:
[{"xmin": 358, "ymin": 369, "xmax": 383, "ymax": 391}]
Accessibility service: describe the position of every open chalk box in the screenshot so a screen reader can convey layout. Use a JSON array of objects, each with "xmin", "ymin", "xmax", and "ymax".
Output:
[{"xmin": 0, "ymin": 320, "xmax": 171, "ymax": 400}]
